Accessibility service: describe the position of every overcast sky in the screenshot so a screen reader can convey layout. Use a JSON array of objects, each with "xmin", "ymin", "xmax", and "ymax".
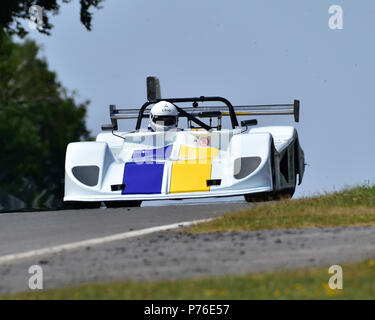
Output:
[{"xmin": 23, "ymin": 0, "xmax": 375, "ymax": 200}]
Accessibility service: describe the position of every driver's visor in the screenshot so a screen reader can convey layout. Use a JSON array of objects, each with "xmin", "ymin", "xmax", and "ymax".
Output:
[{"xmin": 152, "ymin": 115, "xmax": 177, "ymax": 126}]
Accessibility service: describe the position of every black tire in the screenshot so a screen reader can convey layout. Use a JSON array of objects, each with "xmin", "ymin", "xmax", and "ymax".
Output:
[
  {"xmin": 244, "ymin": 188, "xmax": 295, "ymax": 203},
  {"xmin": 244, "ymin": 192, "xmax": 274, "ymax": 202},
  {"xmin": 105, "ymin": 201, "xmax": 142, "ymax": 208},
  {"xmin": 271, "ymin": 187, "xmax": 295, "ymax": 200},
  {"xmin": 64, "ymin": 201, "xmax": 102, "ymax": 209}
]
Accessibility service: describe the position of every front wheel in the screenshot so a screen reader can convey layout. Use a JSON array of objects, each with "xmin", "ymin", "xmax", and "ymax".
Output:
[
  {"xmin": 105, "ymin": 201, "xmax": 142, "ymax": 208},
  {"xmin": 244, "ymin": 187, "xmax": 295, "ymax": 203},
  {"xmin": 244, "ymin": 192, "xmax": 274, "ymax": 202},
  {"xmin": 270, "ymin": 187, "xmax": 295, "ymax": 200},
  {"xmin": 64, "ymin": 201, "xmax": 102, "ymax": 209}
]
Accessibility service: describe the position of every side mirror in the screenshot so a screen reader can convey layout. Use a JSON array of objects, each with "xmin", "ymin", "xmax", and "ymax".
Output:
[
  {"xmin": 241, "ymin": 119, "xmax": 258, "ymax": 127},
  {"xmin": 147, "ymin": 76, "xmax": 161, "ymax": 102}
]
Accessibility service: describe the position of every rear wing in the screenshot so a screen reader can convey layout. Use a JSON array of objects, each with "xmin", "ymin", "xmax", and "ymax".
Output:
[
  {"xmin": 102, "ymin": 100, "xmax": 300, "ymax": 131},
  {"xmin": 101, "ymin": 76, "xmax": 300, "ymax": 131}
]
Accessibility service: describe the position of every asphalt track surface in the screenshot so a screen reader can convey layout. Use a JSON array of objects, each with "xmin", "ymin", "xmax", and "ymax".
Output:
[
  {"xmin": 0, "ymin": 202, "xmax": 251, "ymax": 257},
  {"xmin": 1, "ymin": 202, "xmax": 375, "ymax": 295}
]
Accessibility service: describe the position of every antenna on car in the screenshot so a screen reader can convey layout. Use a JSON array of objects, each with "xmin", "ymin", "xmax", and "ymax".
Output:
[{"xmin": 147, "ymin": 76, "xmax": 161, "ymax": 102}]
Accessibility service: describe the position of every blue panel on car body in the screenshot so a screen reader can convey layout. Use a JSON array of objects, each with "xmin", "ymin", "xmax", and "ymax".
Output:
[{"xmin": 122, "ymin": 162, "xmax": 164, "ymax": 194}]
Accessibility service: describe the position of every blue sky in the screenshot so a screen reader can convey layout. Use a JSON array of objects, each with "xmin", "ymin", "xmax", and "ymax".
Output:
[{"xmin": 24, "ymin": 0, "xmax": 375, "ymax": 199}]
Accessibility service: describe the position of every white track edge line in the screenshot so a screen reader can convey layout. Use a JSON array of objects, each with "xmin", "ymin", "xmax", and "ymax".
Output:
[{"xmin": 0, "ymin": 218, "xmax": 212, "ymax": 264}]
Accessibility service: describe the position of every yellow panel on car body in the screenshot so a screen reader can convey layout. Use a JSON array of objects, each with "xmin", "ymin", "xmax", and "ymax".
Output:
[
  {"xmin": 169, "ymin": 145, "xmax": 219, "ymax": 193},
  {"xmin": 169, "ymin": 161, "xmax": 212, "ymax": 193}
]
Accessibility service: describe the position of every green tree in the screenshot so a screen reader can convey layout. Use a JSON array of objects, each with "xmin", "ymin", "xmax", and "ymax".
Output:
[
  {"xmin": 0, "ymin": 0, "xmax": 104, "ymax": 38},
  {"xmin": 0, "ymin": 34, "xmax": 90, "ymax": 207}
]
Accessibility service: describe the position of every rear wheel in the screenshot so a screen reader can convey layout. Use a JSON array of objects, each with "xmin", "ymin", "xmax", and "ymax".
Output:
[
  {"xmin": 64, "ymin": 201, "xmax": 102, "ymax": 209},
  {"xmin": 105, "ymin": 201, "xmax": 142, "ymax": 208}
]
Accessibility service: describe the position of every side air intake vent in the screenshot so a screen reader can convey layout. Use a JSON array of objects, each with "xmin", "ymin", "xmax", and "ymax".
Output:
[
  {"xmin": 72, "ymin": 166, "xmax": 99, "ymax": 187},
  {"xmin": 233, "ymin": 157, "xmax": 261, "ymax": 180}
]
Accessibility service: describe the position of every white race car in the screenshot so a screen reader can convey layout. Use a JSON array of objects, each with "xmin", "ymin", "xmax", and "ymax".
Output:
[{"xmin": 64, "ymin": 77, "xmax": 305, "ymax": 208}]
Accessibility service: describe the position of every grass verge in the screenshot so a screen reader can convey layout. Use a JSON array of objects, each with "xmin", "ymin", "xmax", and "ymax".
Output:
[
  {"xmin": 2, "ymin": 260, "xmax": 375, "ymax": 299},
  {"xmin": 186, "ymin": 186, "xmax": 375, "ymax": 233}
]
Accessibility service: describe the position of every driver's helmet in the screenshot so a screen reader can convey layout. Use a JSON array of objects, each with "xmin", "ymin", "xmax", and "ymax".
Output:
[{"xmin": 149, "ymin": 101, "xmax": 179, "ymax": 131}]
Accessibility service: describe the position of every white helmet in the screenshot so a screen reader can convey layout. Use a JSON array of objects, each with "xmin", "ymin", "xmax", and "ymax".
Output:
[{"xmin": 149, "ymin": 101, "xmax": 179, "ymax": 131}]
